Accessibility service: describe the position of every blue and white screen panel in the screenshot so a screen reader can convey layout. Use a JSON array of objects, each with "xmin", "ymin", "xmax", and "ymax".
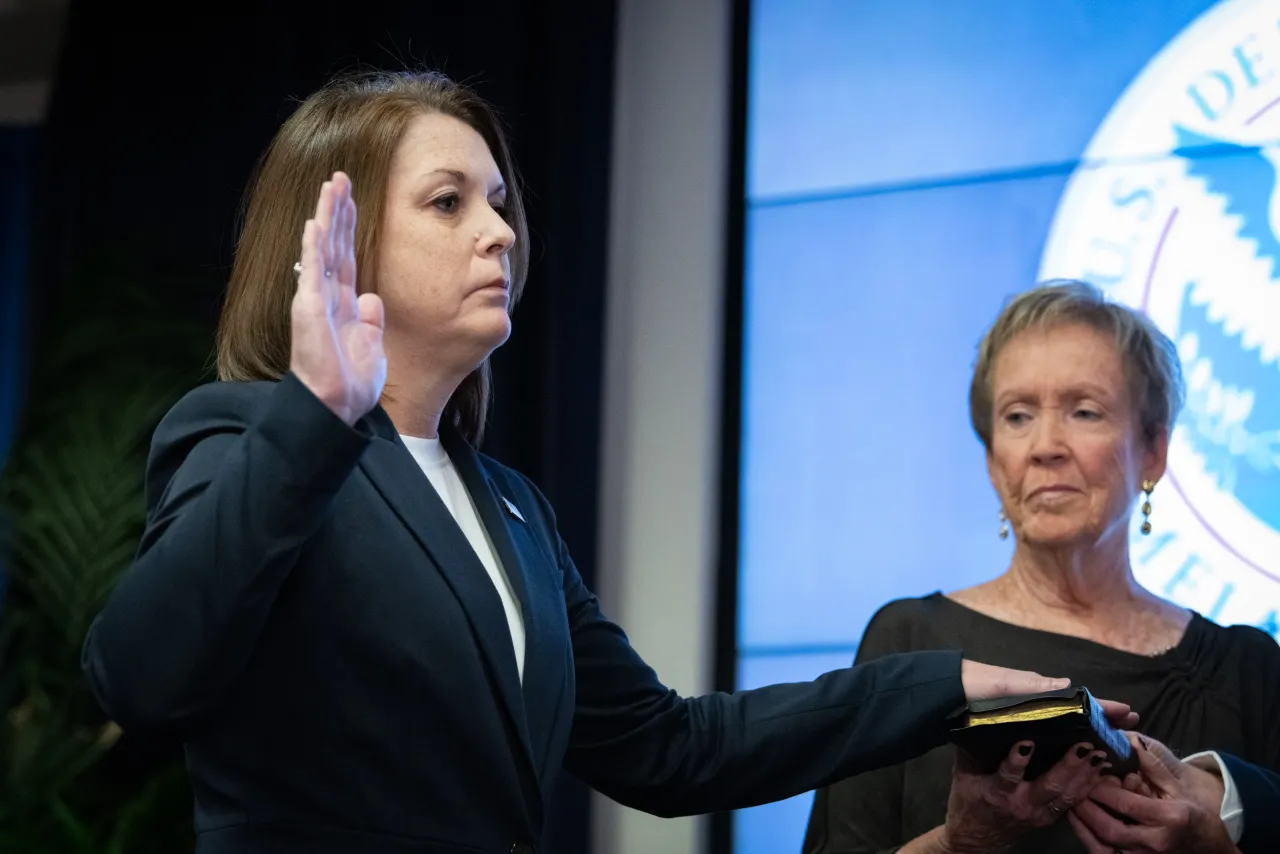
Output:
[{"xmin": 735, "ymin": 2, "xmax": 1280, "ymax": 851}]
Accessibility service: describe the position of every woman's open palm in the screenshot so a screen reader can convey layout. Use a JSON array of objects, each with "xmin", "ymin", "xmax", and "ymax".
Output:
[{"xmin": 289, "ymin": 172, "xmax": 387, "ymax": 425}]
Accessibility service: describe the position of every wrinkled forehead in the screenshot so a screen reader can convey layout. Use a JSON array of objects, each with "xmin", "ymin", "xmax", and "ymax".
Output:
[{"xmin": 992, "ymin": 322, "xmax": 1131, "ymax": 399}]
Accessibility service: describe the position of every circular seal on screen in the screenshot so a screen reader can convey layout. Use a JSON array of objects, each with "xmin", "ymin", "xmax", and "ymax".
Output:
[{"xmin": 1038, "ymin": 0, "xmax": 1280, "ymax": 633}]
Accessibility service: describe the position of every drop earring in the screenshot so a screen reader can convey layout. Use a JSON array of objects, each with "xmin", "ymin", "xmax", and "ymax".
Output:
[
  {"xmin": 1140, "ymin": 480, "xmax": 1155, "ymax": 535},
  {"xmin": 999, "ymin": 508, "xmax": 1010, "ymax": 540}
]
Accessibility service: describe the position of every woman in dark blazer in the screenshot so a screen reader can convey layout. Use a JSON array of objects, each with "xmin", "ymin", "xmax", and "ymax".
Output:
[{"xmin": 81, "ymin": 71, "xmax": 1096, "ymax": 854}]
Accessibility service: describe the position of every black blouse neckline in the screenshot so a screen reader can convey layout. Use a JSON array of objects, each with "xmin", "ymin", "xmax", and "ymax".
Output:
[{"xmin": 924, "ymin": 590, "xmax": 1204, "ymax": 666}]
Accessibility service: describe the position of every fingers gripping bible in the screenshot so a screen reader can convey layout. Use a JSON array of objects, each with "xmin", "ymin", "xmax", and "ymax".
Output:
[{"xmin": 947, "ymin": 687, "xmax": 1138, "ymax": 779}]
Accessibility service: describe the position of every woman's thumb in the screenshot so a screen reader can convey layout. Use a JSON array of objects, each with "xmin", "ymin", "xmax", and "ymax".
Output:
[{"xmin": 358, "ymin": 292, "xmax": 385, "ymax": 330}]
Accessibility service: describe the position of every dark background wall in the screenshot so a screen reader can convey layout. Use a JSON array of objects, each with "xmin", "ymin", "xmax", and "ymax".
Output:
[{"xmin": 0, "ymin": 0, "xmax": 65, "ymax": 483}]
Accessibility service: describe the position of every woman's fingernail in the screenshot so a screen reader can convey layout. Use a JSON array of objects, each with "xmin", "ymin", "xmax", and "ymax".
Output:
[{"xmin": 1018, "ymin": 744, "xmax": 1032, "ymax": 756}]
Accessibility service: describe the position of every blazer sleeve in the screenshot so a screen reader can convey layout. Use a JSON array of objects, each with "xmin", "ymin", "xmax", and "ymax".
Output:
[
  {"xmin": 555, "ymin": 544, "xmax": 966, "ymax": 818},
  {"xmin": 81, "ymin": 374, "xmax": 370, "ymax": 733},
  {"xmin": 802, "ymin": 604, "xmax": 918, "ymax": 854},
  {"xmin": 1225, "ymin": 628, "xmax": 1280, "ymax": 854},
  {"xmin": 1220, "ymin": 753, "xmax": 1280, "ymax": 854}
]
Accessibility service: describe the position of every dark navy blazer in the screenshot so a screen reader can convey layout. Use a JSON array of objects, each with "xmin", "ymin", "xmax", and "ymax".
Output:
[
  {"xmin": 1222, "ymin": 753, "xmax": 1280, "ymax": 853},
  {"xmin": 83, "ymin": 373, "xmax": 967, "ymax": 854}
]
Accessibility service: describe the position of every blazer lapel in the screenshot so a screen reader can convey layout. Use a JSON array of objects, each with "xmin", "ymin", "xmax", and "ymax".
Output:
[
  {"xmin": 441, "ymin": 429, "xmax": 534, "ymax": 633},
  {"xmin": 355, "ymin": 409, "xmax": 537, "ymax": 782},
  {"xmin": 441, "ymin": 429, "xmax": 570, "ymax": 787}
]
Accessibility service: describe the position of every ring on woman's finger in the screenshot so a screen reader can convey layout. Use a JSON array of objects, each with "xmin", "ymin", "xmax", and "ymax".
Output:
[
  {"xmin": 1046, "ymin": 801, "xmax": 1068, "ymax": 815},
  {"xmin": 293, "ymin": 261, "xmax": 332, "ymax": 279}
]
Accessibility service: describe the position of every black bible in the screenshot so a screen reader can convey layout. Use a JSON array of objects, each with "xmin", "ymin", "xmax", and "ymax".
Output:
[{"xmin": 947, "ymin": 686, "xmax": 1139, "ymax": 780}]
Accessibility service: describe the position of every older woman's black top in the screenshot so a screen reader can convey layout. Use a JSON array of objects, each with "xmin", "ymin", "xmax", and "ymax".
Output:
[{"xmin": 803, "ymin": 592, "xmax": 1280, "ymax": 854}]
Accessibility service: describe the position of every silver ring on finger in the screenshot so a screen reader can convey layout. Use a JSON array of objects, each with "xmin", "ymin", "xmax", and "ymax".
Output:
[{"xmin": 1047, "ymin": 801, "xmax": 1068, "ymax": 815}]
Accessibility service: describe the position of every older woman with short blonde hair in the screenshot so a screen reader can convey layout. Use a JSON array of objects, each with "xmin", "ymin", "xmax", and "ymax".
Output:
[{"xmin": 804, "ymin": 280, "xmax": 1280, "ymax": 854}]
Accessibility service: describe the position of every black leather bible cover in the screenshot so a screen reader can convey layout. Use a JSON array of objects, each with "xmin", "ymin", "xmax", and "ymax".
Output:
[{"xmin": 946, "ymin": 687, "xmax": 1138, "ymax": 780}]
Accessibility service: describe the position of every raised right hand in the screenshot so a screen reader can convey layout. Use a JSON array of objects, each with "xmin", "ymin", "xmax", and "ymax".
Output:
[{"xmin": 290, "ymin": 172, "xmax": 387, "ymax": 425}]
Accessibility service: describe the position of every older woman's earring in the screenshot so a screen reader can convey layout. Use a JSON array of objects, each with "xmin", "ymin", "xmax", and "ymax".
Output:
[
  {"xmin": 998, "ymin": 508, "xmax": 1009, "ymax": 540},
  {"xmin": 1140, "ymin": 480, "xmax": 1155, "ymax": 535}
]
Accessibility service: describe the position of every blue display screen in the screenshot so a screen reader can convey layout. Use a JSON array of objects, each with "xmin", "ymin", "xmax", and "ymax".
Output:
[{"xmin": 733, "ymin": 1, "xmax": 1280, "ymax": 849}]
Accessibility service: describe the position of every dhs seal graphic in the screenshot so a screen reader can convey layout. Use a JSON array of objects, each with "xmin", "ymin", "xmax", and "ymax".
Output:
[{"xmin": 1040, "ymin": 0, "xmax": 1280, "ymax": 636}]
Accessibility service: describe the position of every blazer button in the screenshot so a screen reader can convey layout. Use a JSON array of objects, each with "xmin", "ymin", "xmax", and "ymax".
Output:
[{"xmin": 509, "ymin": 845, "xmax": 536, "ymax": 854}]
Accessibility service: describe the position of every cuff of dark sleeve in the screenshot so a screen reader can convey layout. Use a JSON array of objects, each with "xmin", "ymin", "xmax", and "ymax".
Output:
[
  {"xmin": 1220, "ymin": 752, "xmax": 1277, "ymax": 853},
  {"xmin": 905, "ymin": 648, "xmax": 967, "ymax": 733},
  {"xmin": 255, "ymin": 372, "xmax": 373, "ymax": 494},
  {"xmin": 839, "ymin": 648, "xmax": 967, "ymax": 771}
]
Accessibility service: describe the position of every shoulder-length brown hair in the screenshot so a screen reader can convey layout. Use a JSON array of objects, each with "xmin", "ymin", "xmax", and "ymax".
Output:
[{"xmin": 216, "ymin": 70, "xmax": 529, "ymax": 445}]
